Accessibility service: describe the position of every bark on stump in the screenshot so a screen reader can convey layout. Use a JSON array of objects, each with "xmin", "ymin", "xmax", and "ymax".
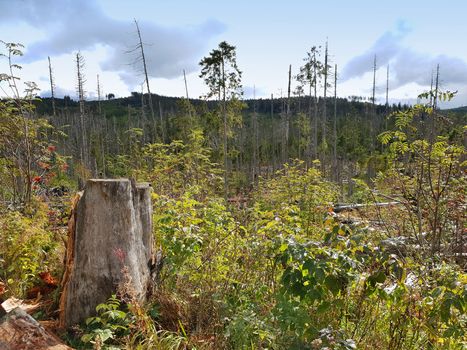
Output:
[{"xmin": 60, "ymin": 179, "xmax": 153, "ymax": 328}]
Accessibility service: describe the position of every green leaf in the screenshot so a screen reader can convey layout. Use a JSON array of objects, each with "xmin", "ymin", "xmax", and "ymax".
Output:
[
  {"xmin": 314, "ymin": 267, "xmax": 325, "ymax": 283},
  {"xmin": 367, "ymin": 270, "xmax": 386, "ymax": 287},
  {"xmin": 279, "ymin": 243, "xmax": 288, "ymax": 252},
  {"xmin": 317, "ymin": 301, "xmax": 331, "ymax": 313},
  {"xmin": 303, "ymin": 259, "xmax": 315, "ymax": 273},
  {"xmin": 94, "ymin": 328, "xmax": 114, "ymax": 342},
  {"xmin": 440, "ymin": 299, "xmax": 451, "ymax": 323},
  {"xmin": 85, "ymin": 316, "xmax": 101, "ymax": 326},
  {"xmin": 80, "ymin": 334, "xmax": 94, "ymax": 343},
  {"xmin": 105, "ymin": 310, "xmax": 126, "ymax": 320},
  {"xmin": 325, "ymin": 275, "xmax": 342, "ymax": 295},
  {"xmin": 431, "ymin": 287, "xmax": 445, "ymax": 299},
  {"xmin": 451, "ymin": 297, "xmax": 464, "ymax": 313},
  {"xmin": 378, "ymin": 131, "xmax": 393, "ymax": 145}
]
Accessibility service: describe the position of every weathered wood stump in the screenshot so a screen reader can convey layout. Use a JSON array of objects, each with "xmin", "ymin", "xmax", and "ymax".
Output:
[{"xmin": 60, "ymin": 179, "xmax": 153, "ymax": 328}]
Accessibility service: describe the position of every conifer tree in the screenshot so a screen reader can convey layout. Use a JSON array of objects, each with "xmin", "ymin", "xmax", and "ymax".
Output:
[{"xmin": 199, "ymin": 41, "xmax": 243, "ymax": 198}]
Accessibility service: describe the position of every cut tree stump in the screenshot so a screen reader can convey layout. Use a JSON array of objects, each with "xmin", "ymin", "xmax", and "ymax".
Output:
[{"xmin": 59, "ymin": 179, "xmax": 153, "ymax": 328}]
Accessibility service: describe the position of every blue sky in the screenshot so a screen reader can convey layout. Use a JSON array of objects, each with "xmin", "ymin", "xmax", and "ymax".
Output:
[{"xmin": 1, "ymin": 0, "xmax": 466, "ymax": 107}]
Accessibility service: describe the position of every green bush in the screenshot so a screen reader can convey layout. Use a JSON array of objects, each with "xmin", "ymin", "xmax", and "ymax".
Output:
[{"xmin": 0, "ymin": 201, "xmax": 61, "ymax": 297}]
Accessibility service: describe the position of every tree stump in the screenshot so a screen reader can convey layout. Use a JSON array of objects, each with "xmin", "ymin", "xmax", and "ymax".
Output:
[{"xmin": 59, "ymin": 179, "xmax": 153, "ymax": 328}]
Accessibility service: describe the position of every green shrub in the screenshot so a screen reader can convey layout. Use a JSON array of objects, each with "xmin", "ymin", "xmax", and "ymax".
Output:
[{"xmin": 0, "ymin": 201, "xmax": 61, "ymax": 296}]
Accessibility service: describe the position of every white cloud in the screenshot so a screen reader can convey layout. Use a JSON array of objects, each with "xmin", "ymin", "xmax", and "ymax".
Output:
[
  {"xmin": 1, "ymin": 0, "xmax": 225, "ymax": 92},
  {"xmin": 342, "ymin": 21, "xmax": 467, "ymax": 91}
]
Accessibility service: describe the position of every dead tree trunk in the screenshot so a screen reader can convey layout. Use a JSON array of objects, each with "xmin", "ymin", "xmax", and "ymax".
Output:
[
  {"xmin": 313, "ymin": 51, "xmax": 318, "ymax": 161},
  {"xmin": 270, "ymin": 93, "xmax": 277, "ymax": 172},
  {"xmin": 285, "ymin": 65, "xmax": 292, "ymax": 163},
  {"xmin": 59, "ymin": 179, "xmax": 153, "ymax": 328},
  {"xmin": 333, "ymin": 64, "xmax": 338, "ymax": 182},
  {"xmin": 385, "ymin": 64, "xmax": 389, "ymax": 109},
  {"xmin": 134, "ymin": 19, "xmax": 155, "ymax": 122},
  {"xmin": 252, "ymin": 85, "xmax": 259, "ymax": 183},
  {"xmin": 97, "ymin": 74, "xmax": 102, "ymax": 116},
  {"xmin": 47, "ymin": 56, "xmax": 56, "ymax": 117},
  {"xmin": 371, "ymin": 55, "xmax": 377, "ymax": 153},
  {"xmin": 321, "ymin": 40, "xmax": 329, "ymax": 174},
  {"xmin": 76, "ymin": 52, "xmax": 88, "ymax": 173}
]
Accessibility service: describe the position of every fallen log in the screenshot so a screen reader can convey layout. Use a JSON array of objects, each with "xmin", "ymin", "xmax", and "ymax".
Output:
[
  {"xmin": 333, "ymin": 201, "xmax": 401, "ymax": 213},
  {"xmin": 0, "ymin": 307, "xmax": 72, "ymax": 350},
  {"xmin": 1, "ymin": 298, "xmax": 42, "ymax": 315}
]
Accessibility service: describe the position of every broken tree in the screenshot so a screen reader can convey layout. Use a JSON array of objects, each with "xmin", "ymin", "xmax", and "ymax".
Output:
[{"xmin": 60, "ymin": 179, "xmax": 154, "ymax": 328}]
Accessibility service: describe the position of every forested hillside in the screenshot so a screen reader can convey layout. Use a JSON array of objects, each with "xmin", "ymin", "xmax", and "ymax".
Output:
[
  {"xmin": 34, "ymin": 90, "xmax": 464, "ymax": 197},
  {"xmin": 1, "ymin": 37, "xmax": 466, "ymax": 350}
]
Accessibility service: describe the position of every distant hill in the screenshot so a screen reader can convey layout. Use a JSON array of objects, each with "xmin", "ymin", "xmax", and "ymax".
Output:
[
  {"xmin": 446, "ymin": 105, "xmax": 467, "ymax": 114},
  {"xmin": 35, "ymin": 93, "xmax": 406, "ymax": 119}
]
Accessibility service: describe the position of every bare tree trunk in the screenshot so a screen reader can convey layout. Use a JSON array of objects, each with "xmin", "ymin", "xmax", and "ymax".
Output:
[
  {"xmin": 297, "ymin": 90, "xmax": 302, "ymax": 160},
  {"xmin": 429, "ymin": 69, "xmax": 434, "ymax": 107},
  {"xmin": 183, "ymin": 69, "xmax": 193, "ymax": 127},
  {"xmin": 313, "ymin": 51, "xmax": 318, "ymax": 160},
  {"xmin": 429, "ymin": 64, "xmax": 440, "ymax": 144},
  {"xmin": 307, "ymin": 78, "xmax": 313, "ymax": 165},
  {"xmin": 158, "ymin": 100, "xmax": 166, "ymax": 143},
  {"xmin": 270, "ymin": 93, "xmax": 276, "ymax": 172},
  {"xmin": 76, "ymin": 52, "xmax": 88, "ymax": 172},
  {"xmin": 48, "ymin": 56, "xmax": 56, "ymax": 117},
  {"xmin": 433, "ymin": 64, "xmax": 440, "ymax": 110},
  {"xmin": 134, "ymin": 19, "xmax": 155, "ymax": 122},
  {"xmin": 371, "ymin": 55, "xmax": 377, "ymax": 153},
  {"xmin": 280, "ymin": 89, "xmax": 286, "ymax": 164},
  {"xmin": 333, "ymin": 64, "xmax": 338, "ymax": 182},
  {"xmin": 322, "ymin": 41, "xmax": 328, "ymax": 149},
  {"xmin": 385, "ymin": 65, "xmax": 390, "ymax": 136},
  {"xmin": 112, "ymin": 116, "xmax": 120, "ymax": 154},
  {"xmin": 284, "ymin": 64, "xmax": 292, "ymax": 163},
  {"xmin": 372, "ymin": 55, "xmax": 377, "ymax": 106},
  {"xmin": 183, "ymin": 69, "xmax": 190, "ymax": 100},
  {"xmin": 139, "ymin": 83, "xmax": 147, "ymax": 136},
  {"xmin": 385, "ymin": 65, "xmax": 389, "ymax": 109},
  {"xmin": 60, "ymin": 179, "xmax": 154, "ymax": 328},
  {"xmin": 252, "ymin": 86, "xmax": 259, "ymax": 183},
  {"xmin": 100, "ymin": 134, "xmax": 106, "ymax": 178},
  {"xmin": 221, "ymin": 57, "xmax": 228, "ymax": 199},
  {"xmin": 97, "ymin": 74, "xmax": 102, "ymax": 116}
]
